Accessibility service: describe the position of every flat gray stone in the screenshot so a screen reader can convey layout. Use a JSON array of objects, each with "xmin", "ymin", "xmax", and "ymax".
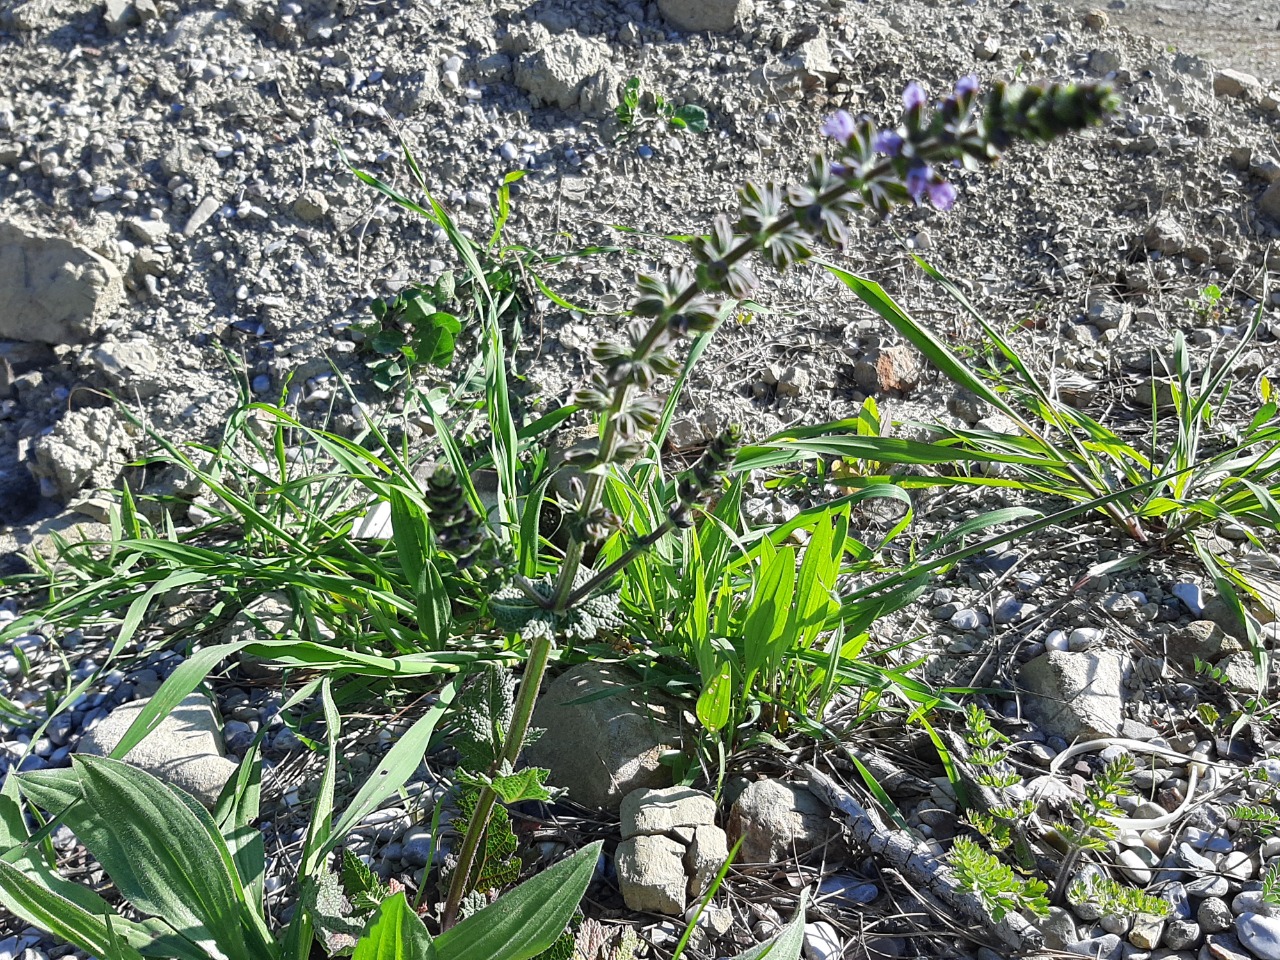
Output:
[
  {"xmin": 1018, "ymin": 650, "xmax": 1127, "ymax": 740},
  {"xmin": 621, "ymin": 786, "xmax": 716, "ymax": 839},
  {"xmin": 77, "ymin": 693, "xmax": 236, "ymax": 808},
  {"xmin": 0, "ymin": 219, "xmax": 123, "ymax": 344}
]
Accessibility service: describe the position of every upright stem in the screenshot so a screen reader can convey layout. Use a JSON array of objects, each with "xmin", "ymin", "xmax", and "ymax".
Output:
[{"xmin": 440, "ymin": 633, "xmax": 554, "ymax": 929}]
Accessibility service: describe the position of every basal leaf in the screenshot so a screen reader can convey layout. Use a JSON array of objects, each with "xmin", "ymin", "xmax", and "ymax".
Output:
[
  {"xmin": 351, "ymin": 893, "xmax": 435, "ymax": 960},
  {"xmin": 433, "ymin": 841, "xmax": 602, "ymax": 960}
]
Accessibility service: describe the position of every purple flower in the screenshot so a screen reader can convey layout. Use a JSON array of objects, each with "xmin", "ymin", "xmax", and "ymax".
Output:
[
  {"xmin": 820, "ymin": 110, "xmax": 857, "ymax": 145},
  {"xmin": 872, "ymin": 129, "xmax": 904, "ymax": 156},
  {"xmin": 905, "ymin": 163, "xmax": 930, "ymax": 201},
  {"xmin": 928, "ymin": 179, "xmax": 957, "ymax": 211},
  {"xmin": 954, "ymin": 74, "xmax": 979, "ymax": 98},
  {"xmin": 830, "ymin": 161, "xmax": 852, "ymax": 178},
  {"xmin": 902, "ymin": 82, "xmax": 928, "ymax": 112}
]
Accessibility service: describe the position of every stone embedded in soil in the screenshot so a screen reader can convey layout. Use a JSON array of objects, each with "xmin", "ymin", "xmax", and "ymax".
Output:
[
  {"xmin": 0, "ymin": 219, "xmax": 123, "ymax": 345},
  {"xmin": 521, "ymin": 661, "xmax": 687, "ymax": 811},
  {"xmin": 30, "ymin": 407, "xmax": 139, "ymax": 503},
  {"xmin": 657, "ymin": 0, "xmax": 752, "ymax": 33},
  {"xmin": 854, "ymin": 344, "xmax": 922, "ymax": 395},
  {"xmin": 727, "ymin": 778, "xmax": 841, "ymax": 865},
  {"xmin": 1017, "ymin": 650, "xmax": 1127, "ymax": 740},
  {"xmin": 76, "ymin": 692, "xmax": 237, "ymax": 808},
  {"xmin": 87, "ymin": 338, "xmax": 164, "ymax": 399},
  {"xmin": 513, "ymin": 31, "xmax": 613, "ymax": 113},
  {"xmin": 684, "ymin": 822, "xmax": 729, "ymax": 897},
  {"xmin": 620, "ymin": 785, "xmax": 716, "ymax": 839},
  {"xmin": 1259, "ymin": 182, "xmax": 1280, "ymax": 223},
  {"xmin": 1165, "ymin": 620, "xmax": 1240, "ymax": 667},
  {"xmin": 293, "ymin": 189, "xmax": 330, "ymax": 223},
  {"xmin": 616, "ymin": 834, "xmax": 687, "ymax": 915},
  {"xmin": 1213, "ymin": 69, "xmax": 1262, "ymax": 100}
]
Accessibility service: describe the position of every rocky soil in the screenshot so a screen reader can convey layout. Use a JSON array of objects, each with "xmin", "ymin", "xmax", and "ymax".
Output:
[
  {"xmin": 2, "ymin": 0, "xmax": 1280, "ymax": 957},
  {"xmin": 1061, "ymin": 0, "xmax": 1280, "ymax": 82}
]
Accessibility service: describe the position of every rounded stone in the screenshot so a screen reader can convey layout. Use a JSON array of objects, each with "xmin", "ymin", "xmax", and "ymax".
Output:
[
  {"xmin": 1237, "ymin": 912, "xmax": 1280, "ymax": 960},
  {"xmin": 727, "ymin": 779, "xmax": 842, "ymax": 865},
  {"xmin": 522, "ymin": 663, "xmax": 688, "ymax": 811}
]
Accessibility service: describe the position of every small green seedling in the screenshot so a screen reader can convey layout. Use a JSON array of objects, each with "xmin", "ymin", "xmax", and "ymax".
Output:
[
  {"xmin": 616, "ymin": 76, "xmax": 709, "ymax": 133},
  {"xmin": 356, "ymin": 272, "xmax": 463, "ymax": 391}
]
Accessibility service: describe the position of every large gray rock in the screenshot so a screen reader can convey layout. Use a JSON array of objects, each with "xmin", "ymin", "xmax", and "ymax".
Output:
[
  {"xmin": 0, "ymin": 220, "xmax": 123, "ymax": 344},
  {"xmin": 78, "ymin": 693, "xmax": 237, "ymax": 808},
  {"xmin": 1017, "ymin": 650, "xmax": 1127, "ymax": 740},
  {"xmin": 521, "ymin": 662, "xmax": 688, "ymax": 811},
  {"xmin": 514, "ymin": 34, "xmax": 610, "ymax": 111},
  {"xmin": 616, "ymin": 834, "xmax": 687, "ymax": 914},
  {"xmin": 727, "ymin": 779, "xmax": 840, "ymax": 864},
  {"xmin": 30, "ymin": 407, "xmax": 139, "ymax": 502},
  {"xmin": 658, "ymin": 0, "xmax": 752, "ymax": 33}
]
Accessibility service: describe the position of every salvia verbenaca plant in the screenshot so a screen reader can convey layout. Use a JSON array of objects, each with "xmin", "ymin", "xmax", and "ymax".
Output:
[{"xmin": 439, "ymin": 76, "xmax": 1119, "ymax": 928}]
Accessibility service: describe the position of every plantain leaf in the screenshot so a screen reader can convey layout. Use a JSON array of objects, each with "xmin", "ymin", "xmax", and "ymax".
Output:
[
  {"xmin": 433, "ymin": 841, "xmax": 602, "ymax": 960},
  {"xmin": 69, "ymin": 756, "xmax": 251, "ymax": 960},
  {"xmin": 0, "ymin": 859, "xmax": 146, "ymax": 960},
  {"xmin": 695, "ymin": 660, "xmax": 734, "ymax": 733},
  {"xmin": 351, "ymin": 892, "xmax": 435, "ymax": 960}
]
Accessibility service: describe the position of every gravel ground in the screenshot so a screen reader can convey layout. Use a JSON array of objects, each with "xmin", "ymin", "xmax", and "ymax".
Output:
[{"xmin": 1063, "ymin": 0, "xmax": 1280, "ymax": 82}]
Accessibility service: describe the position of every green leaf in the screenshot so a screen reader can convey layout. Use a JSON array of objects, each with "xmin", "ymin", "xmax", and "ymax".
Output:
[
  {"xmin": 741, "ymin": 546, "xmax": 796, "ymax": 685},
  {"xmin": 484, "ymin": 767, "xmax": 551, "ymax": 805},
  {"xmin": 352, "ymin": 892, "xmax": 435, "ymax": 960},
  {"xmin": 433, "ymin": 841, "xmax": 602, "ymax": 960},
  {"xmin": 325, "ymin": 680, "xmax": 459, "ymax": 859},
  {"xmin": 302, "ymin": 679, "xmax": 341, "ymax": 877},
  {"xmin": 213, "ymin": 741, "xmax": 269, "ymax": 940},
  {"xmin": 371, "ymin": 329, "xmax": 408, "ymax": 355},
  {"xmin": 671, "ymin": 104, "xmax": 708, "ymax": 133},
  {"xmin": 419, "ymin": 560, "xmax": 451, "ymax": 652},
  {"xmin": 0, "ymin": 860, "xmax": 146, "ymax": 960},
  {"xmin": 695, "ymin": 660, "xmax": 734, "ymax": 733},
  {"xmin": 67, "ymin": 756, "xmax": 252, "ymax": 960}
]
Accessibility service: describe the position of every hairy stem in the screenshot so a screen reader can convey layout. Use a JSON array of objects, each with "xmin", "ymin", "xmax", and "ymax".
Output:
[
  {"xmin": 440, "ymin": 632, "xmax": 554, "ymax": 929},
  {"xmin": 566, "ymin": 522, "xmax": 675, "ymax": 608}
]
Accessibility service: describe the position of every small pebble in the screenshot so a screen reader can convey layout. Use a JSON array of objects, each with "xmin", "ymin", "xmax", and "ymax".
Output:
[{"xmin": 803, "ymin": 921, "xmax": 842, "ymax": 960}]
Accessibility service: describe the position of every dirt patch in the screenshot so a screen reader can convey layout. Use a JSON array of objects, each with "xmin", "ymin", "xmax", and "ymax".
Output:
[{"xmin": 1064, "ymin": 0, "xmax": 1280, "ymax": 80}]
